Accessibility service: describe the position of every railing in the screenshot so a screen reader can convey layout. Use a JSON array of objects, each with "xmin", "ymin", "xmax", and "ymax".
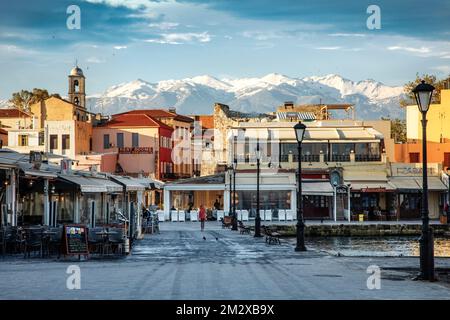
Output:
[
  {"xmin": 355, "ymin": 154, "xmax": 381, "ymax": 162},
  {"xmin": 331, "ymin": 154, "xmax": 350, "ymax": 162},
  {"xmin": 280, "ymin": 154, "xmax": 320, "ymax": 162}
]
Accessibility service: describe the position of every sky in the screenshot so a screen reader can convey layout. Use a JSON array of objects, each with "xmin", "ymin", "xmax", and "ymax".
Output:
[{"xmin": 0, "ymin": 0, "xmax": 449, "ymax": 99}]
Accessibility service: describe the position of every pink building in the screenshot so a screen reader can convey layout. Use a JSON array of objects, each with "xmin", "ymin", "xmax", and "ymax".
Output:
[{"xmin": 92, "ymin": 112, "xmax": 174, "ymax": 180}]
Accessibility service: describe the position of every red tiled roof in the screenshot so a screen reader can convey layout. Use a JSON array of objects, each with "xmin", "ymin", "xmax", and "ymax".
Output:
[
  {"xmin": 114, "ymin": 109, "xmax": 194, "ymax": 123},
  {"xmin": 194, "ymin": 115, "xmax": 214, "ymax": 129},
  {"xmin": 98, "ymin": 113, "xmax": 173, "ymax": 130},
  {"xmin": 0, "ymin": 108, "xmax": 31, "ymax": 118}
]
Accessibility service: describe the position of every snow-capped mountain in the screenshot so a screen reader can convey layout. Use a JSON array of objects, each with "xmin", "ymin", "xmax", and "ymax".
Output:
[{"xmin": 87, "ymin": 73, "xmax": 406, "ymax": 119}]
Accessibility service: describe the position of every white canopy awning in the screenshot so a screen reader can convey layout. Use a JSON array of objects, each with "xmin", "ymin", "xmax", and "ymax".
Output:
[
  {"xmin": 302, "ymin": 181, "xmax": 334, "ymax": 196},
  {"xmin": 110, "ymin": 176, "xmax": 145, "ymax": 191},
  {"xmin": 389, "ymin": 177, "xmax": 446, "ymax": 191},
  {"xmin": 59, "ymin": 175, "xmax": 108, "ymax": 193}
]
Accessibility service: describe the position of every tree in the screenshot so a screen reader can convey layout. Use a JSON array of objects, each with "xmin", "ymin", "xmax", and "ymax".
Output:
[
  {"xmin": 9, "ymin": 88, "xmax": 61, "ymax": 112},
  {"xmin": 382, "ymin": 117, "xmax": 406, "ymax": 143},
  {"xmin": 9, "ymin": 90, "xmax": 33, "ymax": 112},
  {"xmin": 400, "ymin": 73, "xmax": 450, "ymax": 107}
]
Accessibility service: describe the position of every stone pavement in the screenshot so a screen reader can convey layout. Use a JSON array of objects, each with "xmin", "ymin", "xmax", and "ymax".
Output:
[{"xmin": 0, "ymin": 221, "xmax": 449, "ymax": 300}]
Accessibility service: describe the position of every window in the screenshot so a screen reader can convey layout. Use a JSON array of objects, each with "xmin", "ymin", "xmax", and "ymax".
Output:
[
  {"xmin": 62, "ymin": 134, "xmax": 70, "ymax": 150},
  {"xmin": 50, "ymin": 135, "xmax": 58, "ymax": 150},
  {"xmin": 38, "ymin": 131, "xmax": 44, "ymax": 146},
  {"xmin": 409, "ymin": 152, "xmax": 420, "ymax": 163},
  {"xmin": 132, "ymin": 133, "xmax": 139, "ymax": 148},
  {"xmin": 117, "ymin": 133, "xmax": 124, "ymax": 148},
  {"xmin": 18, "ymin": 135, "xmax": 28, "ymax": 147},
  {"xmin": 444, "ymin": 153, "xmax": 450, "ymax": 170},
  {"xmin": 103, "ymin": 134, "xmax": 110, "ymax": 149}
]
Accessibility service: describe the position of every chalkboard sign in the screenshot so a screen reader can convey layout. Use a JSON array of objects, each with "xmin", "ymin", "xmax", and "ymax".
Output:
[{"xmin": 63, "ymin": 224, "xmax": 89, "ymax": 256}]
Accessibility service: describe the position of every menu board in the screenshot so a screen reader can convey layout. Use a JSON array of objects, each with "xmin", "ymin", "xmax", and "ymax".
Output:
[{"xmin": 63, "ymin": 225, "xmax": 89, "ymax": 256}]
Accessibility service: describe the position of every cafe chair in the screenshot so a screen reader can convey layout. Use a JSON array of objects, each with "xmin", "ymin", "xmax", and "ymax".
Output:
[
  {"xmin": 278, "ymin": 209, "xmax": 286, "ymax": 221},
  {"xmin": 241, "ymin": 210, "xmax": 249, "ymax": 222}
]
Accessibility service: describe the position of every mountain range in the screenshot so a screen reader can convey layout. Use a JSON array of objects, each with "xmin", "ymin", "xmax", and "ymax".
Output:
[
  {"xmin": 1, "ymin": 74, "xmax": 407, "ymax": 119},
  {"xmin": 87, "ymin": 73, "xmax": 406, "ymax": 119}
]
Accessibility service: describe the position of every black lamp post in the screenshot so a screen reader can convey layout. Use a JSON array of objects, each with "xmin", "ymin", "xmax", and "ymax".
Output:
[
  {"xmin": 232, "ymin": 158, "xmax": 238, "ymax": 231},
  {"xmin": 228, "ymin": 167, "xmax": 232, "ymax": 219},
  {"xmin": 413, "ymin": 80, "xmax": 435, "ymax": 281},
  {"xmin": 294, "ymin": 122, "xmax": 307, "ymax": 251},
  {"xmin": 254, "ymin": 143, "xmax": 262, "ymax": 237}
]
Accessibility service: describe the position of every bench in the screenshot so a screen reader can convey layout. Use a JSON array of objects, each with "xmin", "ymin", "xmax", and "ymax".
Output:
[
  {"xmin": 238, "ymin": 221, "xmax": 251, "ymax": 234},
  {"xmin": 221, "ymin": 216, "xmax": 232, "ymax": 229},
  {"xmin": 263, "ymin": 226, "xmax": 281, "ymax": 245}
]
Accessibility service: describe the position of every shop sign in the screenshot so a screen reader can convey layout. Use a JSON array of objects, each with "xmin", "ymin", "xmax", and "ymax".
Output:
[
  {"xmin": 62, "ymin": 224, "xmax": 89, "ymax": 256},
  {"xmin": 361, "ymin": 187, "xmax": 386, "ymax": 193},
  {"xmin": 119, "ymin": 147, "xmax": 153, "ymax": 154}
]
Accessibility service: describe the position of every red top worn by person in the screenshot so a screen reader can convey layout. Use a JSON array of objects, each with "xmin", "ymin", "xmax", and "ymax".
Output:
[{"xmin": 199, "ymin": 205, "xmax": 206, "ymax": 221}]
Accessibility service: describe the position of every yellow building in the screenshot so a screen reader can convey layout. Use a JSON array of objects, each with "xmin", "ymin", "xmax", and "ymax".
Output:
[
  {"xmin": 7, "ymin": 66, "xmax": 95, "ymax": 160},
  {"xmin": 406, "ymin": 89, "xmax": 450, "ymax": 143}
]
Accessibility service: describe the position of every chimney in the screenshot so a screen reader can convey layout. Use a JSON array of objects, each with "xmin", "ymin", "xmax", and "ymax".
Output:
[{"xmin": 168, "ymin": 107, "xmax": 177, "ymax": 114}]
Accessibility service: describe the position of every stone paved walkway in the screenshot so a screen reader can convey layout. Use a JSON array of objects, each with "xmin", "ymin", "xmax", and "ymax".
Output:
[{"xmin": 0, "ymin": 221, "xmax": 449, "ymax": 300}]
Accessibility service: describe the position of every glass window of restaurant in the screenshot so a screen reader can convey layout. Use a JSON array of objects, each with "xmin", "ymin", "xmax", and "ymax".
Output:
[
  {"xmin": 19, "ymin": 192, "xmax": 45, "ymax": 225},
  {"xmin": 331, "ymin": 143, "xmax": 354, "ymax": 161},
  {"xmin": 236, "ymin": 190, "xmax": 291, "ymax": 217},
  {"xmin": 80, "ymin": 193, "xmax": 102, "ymax": 225},
  {"xmin": 54, "ymin": 192, "xmax": 75, "ymax": 224},
  {"xmin": 350, "ymin": 192, "xmax": 379, "ymax": 213}
]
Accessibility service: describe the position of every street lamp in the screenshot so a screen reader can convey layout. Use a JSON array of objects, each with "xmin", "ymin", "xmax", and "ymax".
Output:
[
  {"xmin": 412, "ymin": 80, "xmax": 435, "ymax": 281},
  {"xmin": 294, "ymin": 122, "xmax": 307, "ymax": 251},
  {"xmin": 232, "ymin": 158, "xmax": 238, "ymax": 231},
  {"xmin": 254, "ymin": 143, "xmax": 262, "ymax": 237}
]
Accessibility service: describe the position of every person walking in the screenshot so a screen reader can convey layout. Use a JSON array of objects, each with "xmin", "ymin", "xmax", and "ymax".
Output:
[{"xmin": 199, "ymin": 204, "xmax": 206, "ymax": 232}]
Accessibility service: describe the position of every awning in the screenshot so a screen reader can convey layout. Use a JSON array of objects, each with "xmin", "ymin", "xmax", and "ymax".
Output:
[
  {"xmin": 100, "ymin": 178, "xmax": 123, "ymax": 193},
  {"xmin": 59, "ymin": 175, "xmax": 108, "ymax": 193},
  {"xmin": 18, "ymin": 163, "xmax": 58, "ymax": 178},
  {"xmin": 302, "ymin": 181, "xmax": 334, "ymax": 196},
  {"xmin": 305, "ymin": 129, "xmax": 340, "ymax": 140},
  {"xmin": 389, "ymin": 177, "xmax": 447, "ymax": 192},
  {"xmin": 337, "ymin": 128, "xmax": 376, "ymax": 140},
  {"xmin": 346, "ymin": 181, "xmax": 395, "ymax": 192},
  {"xmin": 134, "ymin": 177, "xmax": 164, "ymax": 190},
  {"xmin": 110, "ymin": 176, "xmax": 145, "ymax": 191},
  {"xmin": 415, "ymin": 177, "xmax": 447, "ymax": 191}
]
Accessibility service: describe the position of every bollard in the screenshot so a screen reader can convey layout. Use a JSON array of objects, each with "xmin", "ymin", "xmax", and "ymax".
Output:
[
  {"xmin": 125, "ymin": 238, "xmax": 130, "ymax": 254},
  {"xmin": 428, "ymin": 228, "xmax": 435, "ymax": 281}
]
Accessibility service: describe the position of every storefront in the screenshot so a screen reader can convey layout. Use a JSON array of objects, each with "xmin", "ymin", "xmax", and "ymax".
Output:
[{"xmin": 389, "ymin": 176, "xmax": 447, "ymax": 220}]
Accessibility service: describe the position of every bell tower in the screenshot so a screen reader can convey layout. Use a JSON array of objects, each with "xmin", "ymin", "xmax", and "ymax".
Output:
[{"xmin": 68, "ymin": 64, "xmax": 86, "ymax": 109}]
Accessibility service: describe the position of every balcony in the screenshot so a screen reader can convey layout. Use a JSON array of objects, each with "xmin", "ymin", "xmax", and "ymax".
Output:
[
  {"xmin": 331, "ymin": 154, "xmax": 350, "ymax": 162},
  {"xmin": 355, "ymin": 154, "xmax": 381, "ymax": 162}
]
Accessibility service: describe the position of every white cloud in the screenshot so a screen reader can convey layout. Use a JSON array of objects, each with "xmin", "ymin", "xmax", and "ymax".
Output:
[
  {"xmin": 431, "ymin": 65, "xmax": 450, "ymax": 74},
  {"xmin": 87, "ymin": 57, "xmax": 106, "ymax": 63},
  {"xmin": 242, "ymin": 31, "xmax": 282, "ymax": 41},
  {"xmin": 0, "ymin": 44, "xmax": 36, "ymax": 56},
  {"xmin": 145, "ymin": 32, "xmax": 211, "ymax": 45},
  {"xmin": 387, "ymin": 46, "xmax": 431, "ymax": 54},
  {"xmin": 113, "ymin": 45, "xmax": 127, "ymax": 50},
  {"xmin": 315, "ymin": 46, "xmax": 342, "ymax": 50},
  {"xmin": 149, "ymin": 22, "xmax": 179, "ymax": 30},
  {"xmin": 328, "ymin": 33, "xmax": 366, "ymax": 37}
]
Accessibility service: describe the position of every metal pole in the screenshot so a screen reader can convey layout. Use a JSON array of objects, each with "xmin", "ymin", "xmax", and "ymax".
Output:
[
  {"xmin": 255, "ymin": 147, "xmax": 262, "ymax": 237},
  {"xmin": 232, "ymin": 164, "xmax": 238, "ymax": 230},
  {"xmin": 295, "ymin": 142, "xmax": 306, "ymax": 251},
  {"xmin": 348, "ymin": 186, "xmax": 351, "ymax": 222},
  {"xmin": 333, "ymin": 186, "xmax": 337, "ymax": 222},
  {"xmin": 228, "ymin": 169, "xmax": 232, "ymax": 216},
  {"xmin": 418, "ymin": 111, "xmax": 434, "ymax": 280}
]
